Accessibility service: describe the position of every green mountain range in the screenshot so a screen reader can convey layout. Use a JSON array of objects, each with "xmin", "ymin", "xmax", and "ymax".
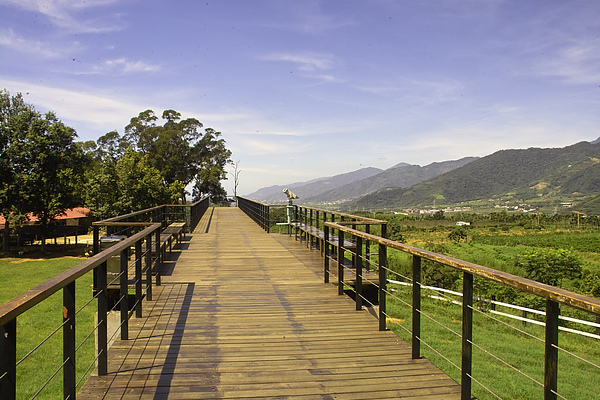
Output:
[{"xmin": 354, "ymin": 141, "xmax": 600, "ymax": 212}]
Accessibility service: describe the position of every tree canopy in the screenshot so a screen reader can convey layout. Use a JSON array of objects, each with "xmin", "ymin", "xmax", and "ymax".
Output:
[
  {"xmin": 2, "ymin": 91, "xmax": 232, "ymax": 229},
  {"xmin": 85, "ymin": 109, "xmax": 232, "ymax": 218},
  {"xmin": 1, "ymin": 90, "xmax": 85, "ymax": 247}
]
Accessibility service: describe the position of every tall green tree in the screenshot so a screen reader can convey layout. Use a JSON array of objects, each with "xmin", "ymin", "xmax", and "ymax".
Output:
[
  {"xmin": 84, "ymin": 149, "xmax": 183, "ymax": 219},
  {"xmin": 122, "ymin": 109, "xmax": 231, "ymax": 202},
  {"xmin": 0, "ymin": 89, "xmax": 85, "ymax": 250},
  {"xmin": 114, "ymin": 149, "xmax": 183, "ymax": 213},
  {"xmin": 0, "ymin": 90, "xmax": 29, "ymax": 249}
]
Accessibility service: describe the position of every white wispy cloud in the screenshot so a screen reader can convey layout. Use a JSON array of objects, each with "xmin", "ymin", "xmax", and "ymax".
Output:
[
  {"xmin": 539, "ymin": 38, "xmax": 600, "ymax": 85},
  {"xmin": 93, "ymin": 58, "xmax": 162, "ymax": 75},
  {"xmin": 261, "ymin": 1, "xmax": 357, "ymax": 33},
  {"xmin": 0, "ymin": 0, "xmax": 125, "ymax": 33},
  {"xmin": 0, "ymin": 79, "xmax": 146, "ymax": 138},
  {"xmin": 262, "ymin": 51, "xmax": 335, "ymax": 72},
  {"xmin": 355, "ymin": 76, "xmax": 463, "ymax": 107},
  {"xmin": 0, "ymin": 28, "xmax": 79, "ymax": 58}
]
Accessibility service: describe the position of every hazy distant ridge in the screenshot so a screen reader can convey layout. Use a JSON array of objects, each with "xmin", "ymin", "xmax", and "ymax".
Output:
[
  {"xmin": 306, "ymin": 157, "xmax": 477, "ymax": 203},
  {"xmin": 245, "ymin": 167, "xmax": 383, "ymax": 203}
]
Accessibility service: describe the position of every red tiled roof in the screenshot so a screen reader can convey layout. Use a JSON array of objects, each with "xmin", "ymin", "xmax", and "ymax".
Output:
[{"xmin": 0, "ymin": 207, "xmax": 91, "ymax": 225}]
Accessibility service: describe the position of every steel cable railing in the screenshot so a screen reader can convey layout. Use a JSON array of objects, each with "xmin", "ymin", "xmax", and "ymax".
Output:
[
  {"xmin": 0, "ymin": 209, "xmax": 193, "ymax": 400},
  {"xmin": 291, "ymin": 211, "xmax": 600, "ymax": 400},
  {"xmin": 1, "ymin": 198, "xmax": 210, "ymax": 399},
  {"xmin": 212, "ymin": 199, "xmax": 600, "ymax": 400}
]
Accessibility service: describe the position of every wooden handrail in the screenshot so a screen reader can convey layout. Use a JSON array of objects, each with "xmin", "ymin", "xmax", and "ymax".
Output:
[
  {"xmin": 96, "ymin": 205, "xmax": 164, "ymax": 224},
  {"xmin": 296, "ymin": 205, "xmax": 387, "ymax": 224},
  {"xmin": 0, "ymin": 223, "xmax": 161, "ymax": 326},
  {"xmin": 325, "ymin": 221, "xmax": 600, "ymax": 316}
]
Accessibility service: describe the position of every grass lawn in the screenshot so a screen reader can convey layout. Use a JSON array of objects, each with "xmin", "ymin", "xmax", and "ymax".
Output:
[{"xmin": 0, "ymin": 254, "xmax": 96, "ymax": 399}]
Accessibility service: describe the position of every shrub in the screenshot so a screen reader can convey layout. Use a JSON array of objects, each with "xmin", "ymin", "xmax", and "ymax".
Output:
[{"xmin": 514, "ymin": 248, "xmax": 582, "ymax": 286}]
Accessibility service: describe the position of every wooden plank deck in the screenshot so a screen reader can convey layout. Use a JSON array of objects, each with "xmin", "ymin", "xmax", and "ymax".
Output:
[{"xmin": 78, "ymin": 207, "xmax": 461, "ymax": 399}]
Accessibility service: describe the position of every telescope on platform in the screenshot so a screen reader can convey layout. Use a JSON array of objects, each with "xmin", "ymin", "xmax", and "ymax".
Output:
[
  {"xmin": 283, "ymin": 188, "xmax": 299, "ymax": 200},
  {"xmin": 283, "ymin": 188, "xmax": 298, "ymax": 225}
]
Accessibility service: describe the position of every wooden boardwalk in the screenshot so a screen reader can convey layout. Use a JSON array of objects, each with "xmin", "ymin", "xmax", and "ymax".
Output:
[{"xmin": 78, "ymin": 207, "xmax": 461, "ymax": 399}]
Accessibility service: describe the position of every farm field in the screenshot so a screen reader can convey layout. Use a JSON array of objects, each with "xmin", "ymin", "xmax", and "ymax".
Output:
[
  {"xmin": 2, "ymin": 211, "xmax": 599, "ymax": 399},
  {"xmin": 376, "ymin": 213, "xmax": 600, "ymax": 400}
]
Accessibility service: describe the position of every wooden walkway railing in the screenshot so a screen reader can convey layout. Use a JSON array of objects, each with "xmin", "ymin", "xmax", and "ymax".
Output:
[{"xmin": 77, "ymin": 207, "xmax": 461, "ymax": 399}]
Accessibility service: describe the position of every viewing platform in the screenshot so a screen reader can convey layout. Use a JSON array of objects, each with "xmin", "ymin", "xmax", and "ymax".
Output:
[{"xmin": 77, "ymin": 207, "xmax": 461, "ymax": 399}]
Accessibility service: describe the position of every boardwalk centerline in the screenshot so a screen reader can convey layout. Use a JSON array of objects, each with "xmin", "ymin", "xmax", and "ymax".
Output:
[{"xmin": 78, "ymin": 207, "xmax": 461, "ymax": 399}]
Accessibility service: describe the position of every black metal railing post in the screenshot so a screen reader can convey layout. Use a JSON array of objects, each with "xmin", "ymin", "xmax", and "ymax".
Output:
[
  {"xmin": 462, "ymin": 272, "xmax": 474, "ymax": 400},
  {"xmin": 365, "ymin": 224, "xmax": 371, "ymax": 269},
  {"xmin": 412, "ymin": 255, "xmax": 422, "ymax": 359},
  {"xmin": 155, "ymin": 229, "xmax": 161, "ymax": 286},
  {"xmin": 324, "ymin": 225, "xmax": 330, "ymax": 284},
  {"xmin": 93, "ymin": 225, "xmax": 99, "ymax": 255},
  {"xmin": 145, "ymin": 234, "xmax": 152, "ymax": 302},
  {"xmin": 135, "ymin": 240, "xmax": 143, "ymax": 318},
  {"xmin": 545, "ymin": 299, "xmax": 559, "ymax": 400},
  {"xmin": 0, "ymin": 318, "xmax": 17, "ymax": 400},
  {"xmin": 355, "ymin": 235, "xmax": 363, "ymax": 311},
  {"xmin": 63, "ymin": 281, "xmax": 76, "ymax": 400},
  {"xmin": 304, "ymin": 208, "xmax": 308, "ymax": 246},
  {"xmin": 309, "ymin": 209, "xmax": 314, "ymax": 249},
  {"xmin": 97, "ymin": 260, "xmax": 108, "ymax": 376},
  {"xmin": 378, "ymin": 242, "xmax": 387, "ymax": 331},
  {"xmin": 120, "ymin": 247, "xmax": 129, "ymax": 340},
  {"xmin": 338, "ymin": 229, "xmax": 344, "ymax": 296}
]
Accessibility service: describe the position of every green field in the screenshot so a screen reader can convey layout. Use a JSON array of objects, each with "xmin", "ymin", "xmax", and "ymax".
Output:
[
  {"xmin": 3, "ymin": 212, "xmax": 599, "ymax": 399},
  {"xmin": 374, "ymin": 213, "xmax": 600, "ymax": 400},
  {"xmin": 0, "ymin": 256, "xmax": 96, "ymax": 399},
  {"xmin": 386, "ymin": 283, "xmax": 600, "ymax": 400}
]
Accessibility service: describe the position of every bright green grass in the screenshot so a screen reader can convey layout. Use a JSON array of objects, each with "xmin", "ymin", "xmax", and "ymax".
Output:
[
  {"xmin": 0, "ymin": 257, "xmax": 96, "ymax": 400},
  {"xmin": 386, "ymin": 283, "xmax": 600, "ymax": 400},
  {"xmin": 471, "ymin": 230, "xmax": 600, "ymax": 253}
]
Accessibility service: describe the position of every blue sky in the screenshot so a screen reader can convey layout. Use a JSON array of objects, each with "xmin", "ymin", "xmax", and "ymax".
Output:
[{"xmin": 1, "ymin": 0, "xmax": 599, "ymax": 196}]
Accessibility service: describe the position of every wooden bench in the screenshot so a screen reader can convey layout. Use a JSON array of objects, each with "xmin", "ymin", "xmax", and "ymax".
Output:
[
  {"xmin": 289, "ymin": 222, "xmax": 356, "ymax": 256},
  {"xmin": 160, "ymin": 222, "xmax": 186, "ymax": 255}
]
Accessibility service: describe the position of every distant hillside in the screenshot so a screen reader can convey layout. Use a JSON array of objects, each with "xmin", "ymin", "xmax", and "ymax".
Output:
[
  {"xmin": 306, "ymin": 157, "xmax": 477, "ymax": 203},
  {"xmin": 354, "ymin": 141, "xmax": 600, "ymax": 210},
  {"xmin": 246, "ymin": 167, "xmax": 383, "ymax": 203}
]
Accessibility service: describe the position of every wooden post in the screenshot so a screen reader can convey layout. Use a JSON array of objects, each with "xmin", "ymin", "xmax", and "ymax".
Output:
[
  {"xmin": 461, "ymin": 272, "xmax": 474, "ymax": 400},
  {"xmin": 544, "ymin": 299, "xmax": 559, "ymax": 400},
  {"xmin": 63, "ymin": 281, "xmax": 76, "ymax": 400},
  {"xmin": 412, "ymin": 255, "xmax": 422, "ymax": 359}
]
